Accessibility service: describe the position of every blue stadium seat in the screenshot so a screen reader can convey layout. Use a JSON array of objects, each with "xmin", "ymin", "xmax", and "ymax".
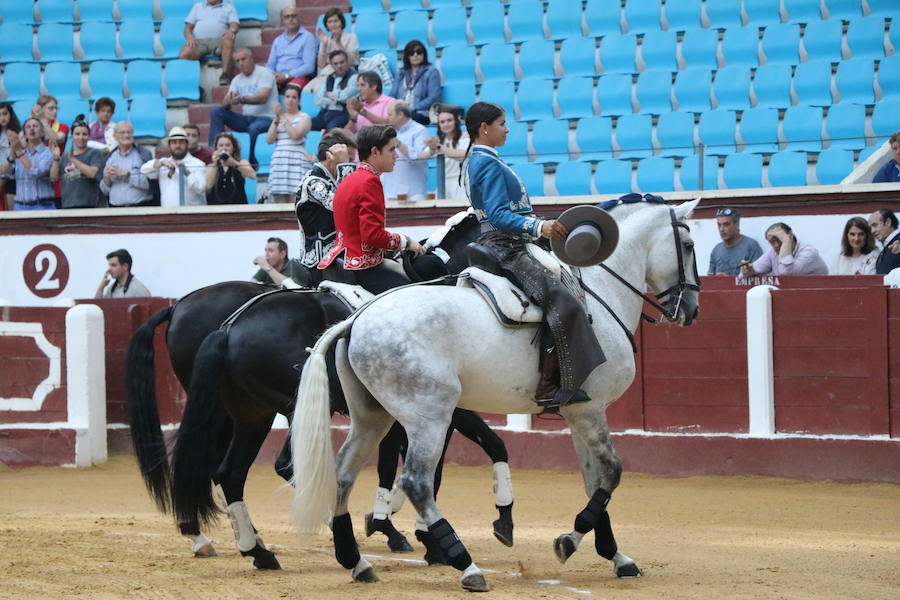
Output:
[
  {"xmin": 116, "ymin": 0, "xmax": 154, "ymax": 21},
  {"xmin": 835, "ymin": 58, "xmax": 874, "ymax": 104},
  {"xmin": 158, "ymin": 19, "xmax": 184, "ymax": 59},
  {"xmin": 585, "ymin": 0, "xmax": 623, "ymax": 37},
  {"xmin": 119, "ymin": 19, "xmax": 157, "ymax": 60},
  {"xmin": 3, "ymin": 3, "xmax": 36, "ymax": 24},
  {"xmin": 656, "ymin": 112, "xmax": 695, "ymax": 157},
  {"xmin": 79, "ymin": 21, "xmax": 118, "ymax": 61},
  {"xmin": 516, "ymin": 78, "xmax": 555, "ymax": 121},
  {"xmin": 2, "ymin": 63, "xmax": 42, "ymax": 101},
  {"xmin": 507, "ymin": 3, "xmax": 545, "ymax": 43},
  {"xmin": 235, "ymin": 0, "xmax": 269, "ymax": 22},
  {"xmin": 389, "ymin": 1, "xmax": 424, "ymax": 10},
  {"xmin": 680, "ymin": 29, "xmax": 719, "ymax": 71},
  {"xmin": 0, "ymin": 25, "xmax": 36, "ymax": 63},
  {"xmin": 517, "ymin": 40, "xmax": 556, "ymax": 80},
  {"xmin": 554, "ymin": 161, "xmax": 593, "ymax": 195},
  {"xmin": 878, "ymin": 55, "xmax": 900, "ymax": 103},
  {"xmin": 37, "ymin": 1, "xmax": 75, "ymax": 23},
  {"xmin": 721, "ymin": 26, "xmax": 761, "ymax": 67},
  {"xmin": 43, "ymin": 61, "xmax": 82, "ymax": 98},
  {"xmin": 713, "ymin": 67, "xmax": 751, "ymax": 110},
  {"xmin": 531, "ymin": 119, "xmax": 571, "ymax": 163},
  {"xmin": 439, "ymin": 44, "xmax": 476, "ymax": 83},
  {"xmin": 546, "ymin": 0, "xmax": 584, "ymax": 41},
  {"xmin": 556, "ymin": 76, "xmax": 596, "ymax": 119},
  {"xmin": 163, "ymin": 59, "xmax": 200, "ymax": 100},
  {"xmin": 783, "ymin": 0, "xmax": 823, "ymax": 23},
  {"xmin": 244, "ymin": 176, "xmax": 257, "ymax": 204},
  {"xmin": 663, "ymin": 0, "xmax": 702, "ymax": 31},
  {"xmin": 680, "ymin": 155, "xmax": 719, "ymax": 190},
  {"xmin": 753, "ymin": 63, "xmax": 792, "ymax": 108},
  {"xmin": 739, "ymin": 107, "xmax": 780, "ymax": 153},
  {"xmin": 743, "ymin": 0, "xmax": 785, "ymax": 26},
  {"xmin": 470, "ymin": 2, "xmax": 507, "ymax": 45},
  {"xmin": 560, "ymin": 37, "xmax": 598, "ymax": 76},
  {"xmin": 846, "ymin": 17, "xmax": 886, "ymax": 59},
  {"xmin": 673, "ymin": 68, "xmax": 711, "ymax": 112},
  {"xmin": 350, "ymin": 0, "xmax": 384, "ymax": 13},
  {"xmin": 392, "ymin": 10, "xmax": 429, "ymax": 50},
  {"xmin": 254, "ymin": 140, "xmax": 275, "ymax": 174},
  {"xmin": 866, "ymin": 0, "xmax": 896, "ymax": 16},
  {"xmin": 623, "ymin": 0, "xmax": 662, "ymax": 34},
  {"xmin": 767, "ymin": 151, "xmax": 808, "ymax": 186},
  {"xmin": 857, "ymin": 145, "xmax": 879, "ymax": 163},
  {"xmin": 157, "ymin": 0, "xmax": 191, "ymax": 22},
  {"xmin": 824, "ymin": 102, "xmax": 866, "ymax": 150},
  {"xmin": 615, "ymin": 113, "xmax": 653, "ymax": 158},
  {"xmin": 871, "ymin": 99, "xmax": 900, "ymax": 140},
  {"xmin": 126, "ymin": 60, "xmax": 163, "ymax": 97},
  {"xmin": 575, "ymin": 116, "xmax": 614, "ymax": 161},
  {"xmin": 499, "ymin": 120, "xmax": 530, "ymax": 163},
  {"xmin": 512, "ymin": 162, "xmax": 545, "ymax": 197},
  {"xmin": 698, "ymin": 109, "xmax": 737, "ymax": 155},
  {"xmin": 37, "ymin": 23, "xmax": 75, "ymax": 62},
  {"xmin": 640, "ymin": 31, "xmax": 677, "ymax": 72},
  {"xmin": 783, "ymin": 105, "xmax": 824, "ymax": 150},
  {"xmin": 478, "ymin": 79, "xmax": 516, "ymax": 118},
  {"xmin": 442, "ymin": 82, "xmax": 476, "ymax": 109},
  {"xmin": 815, "ymin": 148, "xmax": 854, "ymax": 184},
  {"xmin": 479, "ymin": 43, "xmax": 517, "ymax": 81},
  {"xmin": 596, "ymin": 73, "xmax": 633, "ymax": 116},
  {"xmin": 431, "ymin": 7, "xmax": 469, "ymax": 47},
  {"xmin": 636, "ymin": 157, "xmax": 675, "ymax": 192},
  {"xmin": 823, "ymin": 0, "xmax": 862, "ymax": 19},
  {"xmin": 12, "ymin": 100, "xmax": 33, "ymax": 121},
  {"xmin": 723, "ymin": 153, "xmax": 763, "ymax": 188},
  {"xmin": 57, "ymin": 96, "xmax": 90, "ymax": 126},
  {"xmin": 705, "ymin": 0, "xmax": 744, "ymax": 28},
  {"xmin": 355, "ymin": 12, "xmax": 392, "ymax": 51},
  {"xmin": 761, "ymin": 23, "xmax": 801, "ymax": 64},
  {"xmin": 803, "ymin": 19, "xmax": 844, "ymax": 62},
  {"xmin": 635, "ymin": 70, "xmax": 673, "ymax": 115},
  {"xmin": 598, "ymin": 34, "xmax": 636, "ymax": 74},
  {"xmin": 306, "ymin": 129, "xmax": 321, "ymax": 158},
  {"xmin": 89, "ymin": 60, "xmax": 125, "ymax": 98},
  {"xmin": 793, "ymin": 60, "xmax": 834, "ymax": 106},
  {"xmin": 594, "ymin": 159, "xmax": 633, "ymax": 194}
]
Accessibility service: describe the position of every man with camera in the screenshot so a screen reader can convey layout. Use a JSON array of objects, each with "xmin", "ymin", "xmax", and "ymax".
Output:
[{"xmin": 140, "ymin": 127, "xmax": 207, "ymax": 207}]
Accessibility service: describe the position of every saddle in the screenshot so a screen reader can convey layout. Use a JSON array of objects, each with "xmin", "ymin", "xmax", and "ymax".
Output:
[{"xmin": 317, "ymin": 280, "xmax": 375, "ymax": 311}]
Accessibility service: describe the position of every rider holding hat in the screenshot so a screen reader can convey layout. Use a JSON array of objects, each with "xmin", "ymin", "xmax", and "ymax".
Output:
[{"xmin": 463, "ymin": 102, "xmax": 606, "ymax": 408}]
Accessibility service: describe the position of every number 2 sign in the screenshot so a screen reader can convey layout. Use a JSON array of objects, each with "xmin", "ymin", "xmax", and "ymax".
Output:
[{"xmin": 23, "ymin": 244, "xmax": 70, "ymax": 298}]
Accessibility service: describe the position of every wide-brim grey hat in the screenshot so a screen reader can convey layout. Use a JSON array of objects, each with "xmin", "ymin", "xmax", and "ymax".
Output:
[{"xmin": 550, "ymin": 205, "xmax": 619, "ymax": 267}]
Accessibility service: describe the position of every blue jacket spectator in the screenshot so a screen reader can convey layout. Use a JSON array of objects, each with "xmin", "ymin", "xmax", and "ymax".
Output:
[
  {"xmin": 266, "ymin": 6, "xmax": 319, "ymax": 91},
  {"xmin": 390, "ymin": 41, "xmax": 442, "ymax": 126},
  {"xmin": 873, "ymin": 133, "xmax": 900, "ymax": 183}
]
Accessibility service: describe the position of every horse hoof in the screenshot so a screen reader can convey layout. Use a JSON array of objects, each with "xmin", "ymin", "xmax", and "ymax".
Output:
[
  {"xmin": 492, "ymin": 518, "xmax": 514, "ymax": 547},
  {"xmin": 387, "ymin": 533, "xmax": 413, "ymax": 553},
  {"xmin": 242, "ymin": 544, "xmax": 282, "ymax": 570},
  {"xmin": 353, "ymin": 566, "xmax": 380, "ymax": 583},
  {"xmin": 461, "ymin": 571, "xmax": 489, "ymax": 592},
  {"xmin": 615, "ymin": 562, "xmax": 642, "ymax": 578},
  {"xmin": 553, "ymin": 534, "xmax": 577, "ymax": 564},
  {"xmin": 193, "ymin": 543, "xmax": 217, "ymax": 558}
]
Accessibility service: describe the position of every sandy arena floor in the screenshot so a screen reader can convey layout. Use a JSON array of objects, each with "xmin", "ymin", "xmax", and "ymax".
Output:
[{"xmin": 0, "ymin": 456, "xmax": 897, "ymax": 599}]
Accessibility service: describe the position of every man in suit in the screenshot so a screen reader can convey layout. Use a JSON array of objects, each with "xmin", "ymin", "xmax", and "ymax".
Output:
[{"xmin": 868, "ymin": 209, "xmax": 900, "ymax": 275}]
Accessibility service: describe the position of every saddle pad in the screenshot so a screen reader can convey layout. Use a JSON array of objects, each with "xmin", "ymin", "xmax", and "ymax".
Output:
[
  {"xmin": 457, "ymin": 267, "xmax": 543, "ymax": 327},
  {"xmin": 317, "ymin": 281, "xmax": 375, "ymax": 310},
  {"xmin": 526, "ymin": 243, "xmax": 561, "ymax": 278}
]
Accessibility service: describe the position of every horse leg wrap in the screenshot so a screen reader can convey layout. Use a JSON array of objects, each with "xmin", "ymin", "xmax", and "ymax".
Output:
[
  {"xmin": 372, "ymin": 487, "xmax": 392, "ymax": 520},
  {"xmin": 226, "ymin": 501, "xmax": 258, "ymax": 552},
  {"xmin": 574, "ymin": 488, "xmax": 611, "ymax": 534},
  {"xmin": 332, "ymin": 513, "xmax": 361, "ymax": 570},
  {"xmin": 428, "ymin": 519, "xmax": 472, "ymax": 571},
  {"xmin": 593, "ymin": 510, "xmax": 618, "ymax": 560},
  {"xmin": 492, "ymin": 461, "xmax": 514, "ymax": 507},
  {"xmin": 185, "ymin": 532, "xmax": 215, "ymax": 556},
  {"xmin": 388, "ymin": 483, "xmax": 406, "ymax": 514}
]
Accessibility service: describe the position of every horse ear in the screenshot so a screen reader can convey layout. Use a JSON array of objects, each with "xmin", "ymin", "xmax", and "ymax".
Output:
[{"xmin": 674, "ymin": 197, "xmax": 702, "ymax": 220}]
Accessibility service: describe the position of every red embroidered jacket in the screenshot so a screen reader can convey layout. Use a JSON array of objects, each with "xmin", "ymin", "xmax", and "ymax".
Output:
[{"xmin": 318, "ymin": 164, "xmax": 404, "ymax": 270}]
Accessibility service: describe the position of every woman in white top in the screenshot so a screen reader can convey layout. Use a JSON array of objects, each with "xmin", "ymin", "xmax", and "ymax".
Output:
[
  {"xmin": 266, "ymin": 85, "xmax": 312, "ymax": 203},
  {"xmin": 831, "ymin": 216, "xmax": 878, "ymax": 275},
  {"xmin": 316, "ymin": 7, "xmax": 359, "ymax": 69},
  {"xmin": 427, "ymin": 106, "xmax": 469, "ymax": 199}
]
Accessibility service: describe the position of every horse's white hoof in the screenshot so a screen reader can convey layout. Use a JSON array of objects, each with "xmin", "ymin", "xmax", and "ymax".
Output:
[
  {"xmin": 193, "ymin": 543, "xmax": 217, "ymax": 558},
  {"xmin": 351, "ymin": 558, "xmax": 380, "ymax": 583},
  {"xmin": 553, "ymin": 534, "xmax": 577, "ymax": 564},
  {"xmin": 614, "ymin": 562, "xmax": 642, "ymax": 578},
  {"xmin": 460, "ymin": 564, "xmax": 489, "ymax": 592}
]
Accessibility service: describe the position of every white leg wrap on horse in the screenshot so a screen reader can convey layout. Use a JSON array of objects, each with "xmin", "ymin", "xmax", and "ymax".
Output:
[
  {"xmin": 351, "ymin": 556, "xmax": 373, "ymax": 579},
  {"xmin": 414, "ymin": 514, "xmax": 428, "ymax": 532},
  {"xmin": 492, "ymin": 461, "xmax": 513, "ymax": 506},
  {"xmin": 226, "ymin": 501, "xmax": 258, "ymax": 552},
  {"xmin": 186, "ymin": 532, "xmax": 213, "ymax": 553},
  {"xmin": 388, "ymin": 483, "xmax": 406, "ymax": 514},
  {"xmin": 373, "ymin": 487, "xmax": 392, "ymax": 521}
]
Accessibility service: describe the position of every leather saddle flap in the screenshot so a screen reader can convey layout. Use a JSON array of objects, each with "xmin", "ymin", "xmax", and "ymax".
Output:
[
  {"xmin": 317, "ymin": 281, "xmax": 375, "ymax": 310},
  {"xmin": 457, "ymin": 266, "xmax": 543, "ymax": 326}
]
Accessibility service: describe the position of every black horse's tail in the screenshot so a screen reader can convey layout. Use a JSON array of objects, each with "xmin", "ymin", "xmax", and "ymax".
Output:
[
  {"xmin": 172, "ymin": 329, "xmax": 229, "ymax": 527},
  {"xmin": 125, "ymin": 305, "xmax": 175, "ymax": 513}
]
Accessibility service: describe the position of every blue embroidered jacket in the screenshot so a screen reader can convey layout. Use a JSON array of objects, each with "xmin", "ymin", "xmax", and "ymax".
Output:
[{"xmin": 465, "ymin": 145, "xmax": 542, "ymax": 237}]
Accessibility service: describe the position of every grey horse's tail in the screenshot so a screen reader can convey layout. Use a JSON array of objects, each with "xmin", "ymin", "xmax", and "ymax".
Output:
[{"xmin": 290, "ymin": 317, "xmax": 354, "ymax": 536}]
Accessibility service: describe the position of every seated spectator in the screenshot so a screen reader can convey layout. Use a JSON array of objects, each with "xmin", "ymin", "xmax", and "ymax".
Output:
[
  {"xmin": 390, "ymin": 41, "xmax": 441, "ymax": 126},
  {"xmin": 60, "ymin": 119, "xmax": 105, "ymax": 209},
  {"xmin": 181, "ymin": 0, "xmax": 239, "ymax": 86},
  {"xmin": 100, "ymin": 122, "xmax": 153, "ymax": 207},
  {"xmin": 872, "ymin": 132, "xmax": 900, "ymax": 183},
  {"xmin": 0, "ymin": 118, "xmax": 59, "ymax": 211},
  {"xmin": 206, "ymin": 132, "xmax": 255, "ymax": 204},
  {"xmin": 831, "ymin": 216, "xmax": 878, "ymax": 275},
  {"xmin": 426, "ymin": 105, "xmax": 468, "ymax": 199},
  {"xmin": 382, "ymin": 101, "xmax": 431, "ymax": 202},
  {"xmin": 184, "ymin": 123, "xmax": 213, "ymax": 164},
  {"xmin": 266, "ymin": 85, "xmax": 312, "ymax": 203},
  {"xmin": 707, "ymin": 208, "xmax": 763, "ymax": 275},
  {"xmin": 868, "ymin": 209, "xmax": 900, "ymax": 275},
  {"xmin": 740, "ymin": 222, "xmax": 828, "ymax": 277},
  {"xmin": 95, "ymin": 249, "xmax": 151, "ymax": 299},
  {"xmin": 209, "ymin": 47, "xmax": 277, "ymax": 168},
  {"xmin": 316, "ymin": 7, "xmax": 359, "ymax": 70},
  {"xmin": 141, "ymin": 127, "xmax": 207, "ymax": 207},
  {"xmin": 347, "ymin": 71, "xmax": 395, "ymax": 133},
  {"xmin": 252, "ymin": 237, "xmax": 311, "ymax": 286},
  {"xmin": 87, "ymin": 97, "xmax": 117, "ymax": 154},
  {"xmin": 0, "ymin": 101, "xmax": 22, "ymax": 210},
  {"xmin": 310, "ymin": 50, "xmax": 357, "ymax": 132},
  {"xmin": 266, "ymin": 6, "xmax": 318, "ymax": 92}
]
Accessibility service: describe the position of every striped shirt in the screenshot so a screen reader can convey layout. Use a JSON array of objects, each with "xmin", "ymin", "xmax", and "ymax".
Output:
[{"xmin": 13, "ymin": 145, "xmax": 55, "ymax": 204}]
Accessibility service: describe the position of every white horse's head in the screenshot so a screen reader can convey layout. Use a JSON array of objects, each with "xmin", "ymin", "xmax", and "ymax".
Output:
[{"xmin": 643, "ymin": 198, "xmax": 702, "ymax": 326}]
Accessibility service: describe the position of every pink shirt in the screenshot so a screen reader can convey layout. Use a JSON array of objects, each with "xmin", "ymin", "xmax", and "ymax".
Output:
[{"xmin": 357, "ymin": 93, "xmax": 395, "ymax": 129}]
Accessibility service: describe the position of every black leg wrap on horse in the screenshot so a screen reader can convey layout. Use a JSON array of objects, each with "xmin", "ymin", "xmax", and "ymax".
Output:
[
  {"xmin": 428, "ymin": 518, "xmax": 472, "ymax": 571},
  {"xmin": 332, "ymin": 513, "xmax": 360, "ymax": 569},
  {"xmin": 593, "ymin": 510, "xmax": 618, "ymax": 560},
  {"xmin": 574, "ymin": 488, "xmax": 611, "ymax": 534}
]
